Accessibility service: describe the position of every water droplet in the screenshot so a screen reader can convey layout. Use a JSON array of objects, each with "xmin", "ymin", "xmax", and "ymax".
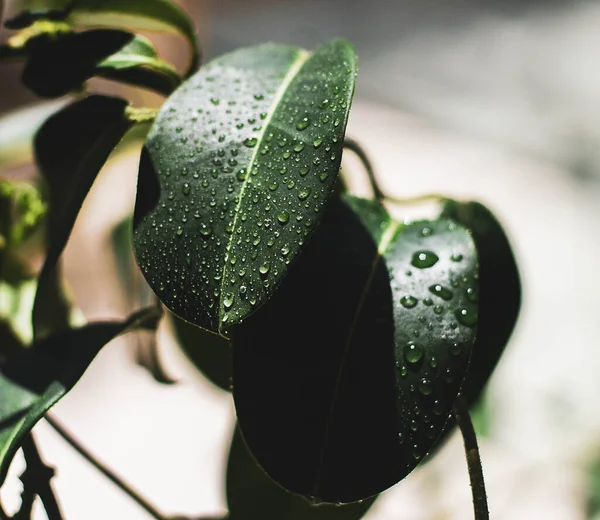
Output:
[
  {"xmin": 294, "ymin": 143, "xmax": 305, "ymax": 153},
  {"xmin": 404, "ymin": 342, "xmax": 424, "ymax": 364},
  {"xmin": 421, "ymin": 227, "xmax": 432, "ymax": 237},
  {"xmin": 259, "ymin": 262, "xmax": 270, "ymax": 275},
  {"xmin": 224, "ymin": 293, "xmax": 234, "ymax": 309},
  {"xmin": 451, "ymin": 253, "xmax": 463, "ymax": 262},
  {"xmin": 429, "ymin": 284, "xmax": 453, "ymax": 301},
  {"xmin": 455, "ymin": 307, "xmax": 477, "ymax": 328},
  {"xmin": 400, "ymin": 295, "xmax": 418, "ymax": 309},
  {"xmin": 313, "ymin": 137, "xmax": 323, "ymax": 148},
  {"xmin": 411, "ymin": 251, "xmax": 439, "ymax": 269},
  {"xmin": 176, "ymin": 227, "xmax": 183, "ymax": 236},
  {"xmin": 319, "ymin": 99, "xmax": 330, "ymax": 109},
  {"xmin": 299, "ymin": 166, "xmax": 310, "ymax": 176},
  {"xmin": 281, "ymin": 245, "xmax": 290, "ymax": 256},
  {"xmin": 278, "ymin": 211, "xmax": 290, "ymax": 224},
  {"xmin": 433, "ymin": 305, "xmax": 444, "ymax": 315},
  {"xmin": 182, "ymin": 183, "xmax": 191, "ymax": 196},
  {"xmin": 419, "ymin": 378, "xmax": 433, "ymax": 395},
  {"xmin": 298, "ymin": 188, "xmax": 311, "ymax": 200},
  {"xmin": 244, "ymin": 138, "xmax": 258, "ymax": 148},
  {"xmin": 199, "ymin": 224, "xmax": 212, "ymax": 238},
  {"xmin": 398, "ymin": 432, "xmax": 404, "ymax": 444},
  {"xmin": 423, "ymin": 298, "xmax": 433, "ymax": 306},
  {"xmin": 210, "ymin": 97, "xmax": 220, "ymax": 105},
  {"xmin": 254, "ymin": 93, "xmax": 264, "ymax": 100},
  {"xmin": 449, "ymin": 342, "xmax": 462, "ymax": 356},
  {"xmin": 465, "ymin": 287, "xmax": 477, "ymax": 302},
  {"xmin": 296, "ymin": 117, "xmax": 310, "ymax": 131},
  {"xmin": 433, "ymin": 400, "xmax": 444, "ymax": 415}
]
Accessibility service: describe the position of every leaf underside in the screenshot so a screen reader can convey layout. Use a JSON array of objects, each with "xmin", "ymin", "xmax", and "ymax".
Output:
[
  {"xmin": 232, "ymin": 195, "xmax": 478, "ymax": 503},
  {"xmin": 134, "ymin": 39, "xmax": 357, "ymax": 335}
]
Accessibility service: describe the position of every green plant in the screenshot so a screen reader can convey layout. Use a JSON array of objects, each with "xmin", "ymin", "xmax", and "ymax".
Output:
[{"xmin": 0, "ymin": 1, "xmax": 521, "ymax": 519}]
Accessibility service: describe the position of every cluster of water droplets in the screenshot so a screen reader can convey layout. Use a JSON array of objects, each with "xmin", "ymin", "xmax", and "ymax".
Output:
[
  {"xmin": 135, "ymin": 45, "xmax": 356, "ymax": 331},
  {"xmin": 384, "ymin": 221, "xmax": 478, "ymax": 462}
]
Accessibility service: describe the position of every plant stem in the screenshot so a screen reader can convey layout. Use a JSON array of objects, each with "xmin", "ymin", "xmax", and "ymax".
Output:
[
  {"xmin": 20, "ymin": 434, "xmax": 64, "ymax": 520},
  {"xmin": 453, "ymin": 396, "xmax": 489, "ymax": 520},
  {"xmin": 44, "ymin": 414, "xmax": 166, "ymax": 520},
  {"xmin": 343, "ymin": 138, "xmax": 385, "ymax": 202}
]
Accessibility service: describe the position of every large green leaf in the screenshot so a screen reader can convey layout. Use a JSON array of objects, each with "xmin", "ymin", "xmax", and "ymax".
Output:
[
  {"xmin": 0, "ymin": 306, "xmax": 162, "ymax": 486},
  {"xmin": 227, "ymin": 425, "xmax": 376, "ymax": 520},
  {"xmin": 232, "ymin": 195, "xmax": 478, "ymax": 503},
  {"xmin": 33, "ymin": 95, "xmax": 134, "ymax": 339},
  {"xmin": 6, "ymin": 0, "xmax": 199, "ymax": 74},
  {"xmin": 440, "ymin": 200, "xmax": 521, "ymax": 405},
  {"xmin": 22, "ymin": 29, "xmax": 178, "ymax": 98},
  {"xmin": 134, "ymin": 39, "xmax": 357, "ymax": 335}
]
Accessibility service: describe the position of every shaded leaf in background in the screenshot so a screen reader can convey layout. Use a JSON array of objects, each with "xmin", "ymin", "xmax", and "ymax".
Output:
[
  {"xmin": 6, "ymin": 0, "xmax": 200, "ymax": 74},
  {"xmin": 23, "ymin": 29, "xmax": 178, "ymax": 98},
  {"xmin": 232, "ymin": 195, "xmax": 478, "ymax": 503},
  {"xmin": 0, "ymin": 306, "xmax": 162, "ymax": 486},
  {"xmin": 0, "ymin": 100, "xmax": 68, "ymax": 171},
  {"xmin": 134, "ymin": 39, "xmax": 357, "ymax": 335},
  {"xmin": 33, "ymin": 95, "xmax": 134, "ymax": 339},
  {"xmin": 168, "ymin": 311, "xmax": 231, "ymax": 392},
  {"xmin": 111, "ymin": 216, "xmax": 175, "ymax": 384},
  {"xmin": 440, "ymin": 200, "xmax": 521, "ymax": 406},
  {"xmin": 227, "ymin": 425, "xmax": 376, "ymax": 520}
]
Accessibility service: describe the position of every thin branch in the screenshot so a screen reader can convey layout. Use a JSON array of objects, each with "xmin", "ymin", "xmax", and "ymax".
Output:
[
  {"xmin": 453, "ymin": 396, "xmax": 489, "ymax": 520},
  {"xmin": 44, "ymin": 414, "xmax": 165, "ymax": 520},
  {"xmin": 343, "ymin": 138, "xmax": 385, "ymax": 202},
  {"xmin": 19, "ymin": 434, "xmax": 64, "ymax": 520}
]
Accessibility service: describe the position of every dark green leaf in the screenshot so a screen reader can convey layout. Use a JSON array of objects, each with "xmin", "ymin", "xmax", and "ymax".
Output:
[
  {"xmin": 232, "ymin": 195, "xmax": 478, "ymax": 503},
  {"xmin": 227, "ymin": 425, "xmax": 376, "ymax": 520},
  {"xmin": 96, "ymin": 34, "xmax": 181, "ymax": 96},
  {"xmin": 0, "ymin": 306, "xmax": 162, "ymax": 486},
  {"xmin": 168, "ymin": 311, "xmax": 231, "ymax": 392},
  {"xmin": 22, "ymin": 29, "xmax": 176, "ymax": 98},
  {"xmin": 134, "ymin": 39, "xmax": 357, "ymax": 335},
  {"xmin": 440, "ymin": 200, "xmax": 521, "ymax": 406},
  {"xmin": 33, "ymin": 95, "xmax": 134, "ymax": 339},
  {"xmin": 68, "ymin": 0, "xmax": 200, "ymax": 75}
]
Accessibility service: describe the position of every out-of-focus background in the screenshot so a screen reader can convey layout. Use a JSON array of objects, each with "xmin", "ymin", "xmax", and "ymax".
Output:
[{"xmin": 2, "ymin": 0, "xmax": 600, "ymax": 519}]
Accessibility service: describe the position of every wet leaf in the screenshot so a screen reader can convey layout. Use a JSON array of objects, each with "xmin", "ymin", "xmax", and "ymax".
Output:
[
  {"xmin": 33, "ymin": 95, "xmax": 134, "ymax": 339},
  {"xmin": 169, "ymin": 311, "xmax": 231, "ymax": 392},
  {"xmin": 232, "ymin": 195, "xmax": 478, "ymax": 503},
  {"xmin": 134, "ymin": 39, "xmax": 357, "ymax": 335},
  {"xmin": 0, "ymin": 306, "xmax": 162, "ymax": 486},
  {"xmin": 227, "ymin": 425, "xmax": 376, "ymax": 520},
  {"xmin": 22, "ymin": 29, "xmax": 177, "ymax": 98},
  {"xmin": 6, "ymin": 0, "xmax": 200, "ymax": 74},
  {"xmin": 440, "ymin": 200, "xmax": 521, "ymax": 406}
]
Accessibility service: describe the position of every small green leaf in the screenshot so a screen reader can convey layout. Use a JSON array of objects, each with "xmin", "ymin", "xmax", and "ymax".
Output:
[
  {"xmin": 168, "ymin": 311, "xmax": 231, "ymax": 392},
  {"xmin": 232, "ymin": 196, "xmax": 478, "ymax": 503},
  {"xmin": 97, "ymin": 34, "xmax": 181, "ymax": 96},
  {"xmin": 440, "ymin": 200, "xmax": 521, "ymax": 406},
  {"xmin": 227, "ymin": 426, "xmax": 377, "ymax": 520},
  {"xmin": 22, "ymin": 29, "xmax": 176, "ymax": 98},
  {"xmin": 4, "ymin": 0, "xmax": 70, "ymax": 29},
  {"xmin": 0, "ymin": 306, "xmax": 162, "ymax": 486},
  {"xmin": 33, "ymin": 95, "xmax": 134, "ymax": 339},
  {"xmin": 134, "ymin": 39, "xmax": 357, "ymax": 335}
]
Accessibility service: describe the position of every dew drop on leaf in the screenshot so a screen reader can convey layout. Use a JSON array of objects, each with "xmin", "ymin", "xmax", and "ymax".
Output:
[{"xmin": 411, "ymin": 251, "xmax": 439, "ymax": 269}]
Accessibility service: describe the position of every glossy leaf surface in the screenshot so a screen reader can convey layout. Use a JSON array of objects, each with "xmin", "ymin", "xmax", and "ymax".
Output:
[
  {"xmin": 232, "ymin": 196, "xmax": 478, "ymax": 503},
  {"xmin": 22, "ymin": 29, "xmax": 176, "ymax": 97},
  {"xmin": 227, "ymin": 426, "xmax": 376, "ymax": 520},
  {"xmin": 0, "ymin": 306, "xmax": 162, "ymax": 486},
  {"xmin": 441, "ymin": 200, "xmax": 521, "ymax": 405},
  {"xmin": 33, "ymin": 95, "xmax": 133, "ymax": 339},
  {"xmin": 134, "ymin": 39, "xmax": 357, "ymax": 335}
]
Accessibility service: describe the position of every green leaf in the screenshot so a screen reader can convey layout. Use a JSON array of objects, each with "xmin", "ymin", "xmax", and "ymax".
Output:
[
  {"xmin": 96, "ymin": 34, "xmax": 181, "ymax": 96},
  {"xmin": 232, "ymin": 195, "xmax": 478, "ymax": 503},
  {"xmin": 440, "ymin": 200, "xmax": 521, "ymax": 406},
  {"xmin": 227, "ymin": 425, "xmax": 377, "ymax": 520},
  {"xmin": 5, "ymin": 0, "xmax": 201, "ymax": 74},
  {"xmin": 0, "ymin": 306, "xmax": 162, "ymax": 486},
  {"xmin": 134, "ymin": 39, "xmax": 358, "ymax": 335},
  {"xmin": 22, "ymin": 29, "xmax": 177, "ymax": 98},
  {"xmin": 168, "ymin": 311, "xmax": 231, "ymax": 392},
  {"xmin": 33, "ymin": 95, "xmax": 134, "ymax": 339}
]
